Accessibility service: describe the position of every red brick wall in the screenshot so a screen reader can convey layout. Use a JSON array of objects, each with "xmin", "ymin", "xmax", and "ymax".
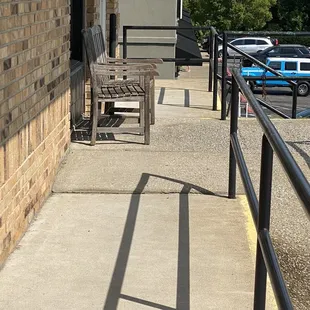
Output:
[{"xmin": 0, "ymin": 0, "xmax": 71, "ymax": 266}]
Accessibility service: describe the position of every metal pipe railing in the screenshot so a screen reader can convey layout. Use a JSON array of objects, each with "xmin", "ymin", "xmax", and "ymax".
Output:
[
  {"xmin": 228, "ymin": 68, "xmax": 310, "ymax": 310},
  {"xmin": 212, "ymin": 34, "xmax": 219, "ymax": 110},
  {"xmin": 231, "ymin": 68, "xmax": 310, "ymax": 212},
  {"xmin": 122, "ymin": 25, "xmax": 213, "ymax": 99},
  {"xmin": 256, "ymin": 98, "xmax": 291, "ymax": 119}
]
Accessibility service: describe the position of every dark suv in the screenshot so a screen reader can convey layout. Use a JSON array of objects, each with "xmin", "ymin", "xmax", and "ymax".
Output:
[{"xmin": 242, "ymin": 44, "xmax": 310, "ymax": 67}]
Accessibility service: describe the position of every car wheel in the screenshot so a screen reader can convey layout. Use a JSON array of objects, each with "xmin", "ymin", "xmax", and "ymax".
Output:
[
  {"xmin": 249, "ymin": 81, "xmax": 255, "ymax": 92},
  {"xmin": 218, "ymin": 50, "xmax": 223, "ymax": 58},
  {"xmin": 297, "ymin": 82, "xmax": 310, "ymax": 96}
]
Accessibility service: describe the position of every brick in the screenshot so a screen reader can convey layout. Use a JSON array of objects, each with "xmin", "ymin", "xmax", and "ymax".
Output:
[
  {"xmin": 0, "ymin": 0, "xmax": 117, "ymax": 268},
  {"xmin": 0, "ymin": 146, "xmax": 4, "ymax": 186}
]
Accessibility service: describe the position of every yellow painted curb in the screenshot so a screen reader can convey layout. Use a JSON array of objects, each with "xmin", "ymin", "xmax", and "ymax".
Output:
[{"xmin": 239, "ymin": 195, "xmax": 277, "ymax": 310}]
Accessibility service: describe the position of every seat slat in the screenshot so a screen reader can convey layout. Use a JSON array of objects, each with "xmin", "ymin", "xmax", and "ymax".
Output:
[
  {"xmin": 101, "ymin": 88, "xmax": 111, "ymax": 98},
  {"xmin": 107, "ymin": 87, "xmax": 118, "ymax": 98},
  {"xmin": 132, "ymin": 84, "xmax": 145, "ymax": 95}
]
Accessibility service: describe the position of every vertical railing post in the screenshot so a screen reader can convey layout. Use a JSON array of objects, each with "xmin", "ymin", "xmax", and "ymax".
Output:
[
  {"xmin": 109, "ymin": 14, "xmax": 117, "ymax": 58},
  {"xmin": 228, "ymin": 75, "xmax": 239, "ymax": 198},
  {"xmin": 105, "ymin": 13, "xmax": 117, "ymax": 115},
  {"xmin": 221, "ymin": 32, "xmax": 228, "ymax": 120},
  {"xmin": 253, "ymin": 134, "xmax": 273, "ymax": 310},
  {"xmin": 213, "ymin": 34, "xmax": 219, "ymax": 111},
  {"xmin": 208, "ymin": 31, "xmax": 213, "ymax": 92},
  {"xmin": 292, "ymin": 84, "xmax": 298, "ymax": 119},
  {"xmin": 122, "ymin": 26, "xmax": 128, "ymax": 80},
  {"xmin": 123, "ymin": 26, "xmax": 127, "ymax": 59}
]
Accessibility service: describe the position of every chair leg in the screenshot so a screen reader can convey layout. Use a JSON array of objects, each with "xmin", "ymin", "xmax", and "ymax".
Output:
[
  {"xmin": 91, "ymin": 97, "xmax": 99, "ymax": 146},
  {"xmin": 139, "ymin": 100, "xmax": 145, "ymax": 135},
  {"xmin": 144, "ymin": 76, "xmax": 151, "ymax": 145},
  {"xmin": 139, "ymin": 76, "xmax": 145, "ymax": 134},
  {"xmin": 151, "ymin": 78, "xmax": 155, "ymax": 125}
]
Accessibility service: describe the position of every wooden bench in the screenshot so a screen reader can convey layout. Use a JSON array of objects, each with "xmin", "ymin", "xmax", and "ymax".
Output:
[
  {"xmin": 82, "ymin": 26, "xmax": 162, "ymax": 145},
  {"xmin": 87, "ymin": 26, "xmax": 163, "ymax": 125}
]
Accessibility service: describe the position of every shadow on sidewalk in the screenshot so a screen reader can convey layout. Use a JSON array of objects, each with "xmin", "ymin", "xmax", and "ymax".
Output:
[
  {"xmin": 103, "ymin": 173, "xmax": 224, "ymax": 310},
  {"xmin": 287, "ymin": 141, "xmax": 310, "ymax": 169}
]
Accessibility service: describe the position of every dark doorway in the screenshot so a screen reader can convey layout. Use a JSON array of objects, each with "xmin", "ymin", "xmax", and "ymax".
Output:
[
  {"xmin": 70, "ymin": 0, "xmax": 85, "ymax": 128},
  {"xmin": 70, "ymin": 0, "xmax": 84, "ymax": 62}
]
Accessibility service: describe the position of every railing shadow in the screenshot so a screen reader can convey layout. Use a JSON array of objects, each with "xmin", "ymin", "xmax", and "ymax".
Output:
[
  {"xmin": 103, "ymin": 173, "xmax": 218, "ymax": 310},
  {"xmin": 287, "ymin": 141, "xmax": 310, "ymax": 169},
  {"xmin": 157, "ymin": 87, "xmax": 208, "ymax": 109}
]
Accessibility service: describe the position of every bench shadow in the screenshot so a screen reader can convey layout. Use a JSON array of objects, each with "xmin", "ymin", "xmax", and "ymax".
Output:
[
  {"xmin": 103, "ymin": 173, "xmax": 224, "ymax": 310},
  {"xmin": 71, "ymin": 118, "xmax": 144, "ymax": 146}
]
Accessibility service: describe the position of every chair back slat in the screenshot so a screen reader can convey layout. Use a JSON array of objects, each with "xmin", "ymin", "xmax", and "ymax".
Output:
[
  {"xmin": 82, "ymin": 25, "xmax": 109, "ymax": 87},
  {"xmin": 91, "ymin": 25, "xmax": 108, "ymax": 64}
]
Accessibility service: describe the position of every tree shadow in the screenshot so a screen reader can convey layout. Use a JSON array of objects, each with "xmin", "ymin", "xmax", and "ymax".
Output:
[{"xmin": 103, "ymin": 173, "xmax": 221, "ymax": 310}]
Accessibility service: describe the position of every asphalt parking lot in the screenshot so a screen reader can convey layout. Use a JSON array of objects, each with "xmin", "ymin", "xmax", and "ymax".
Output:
[{"xmin": 218, "ymin": 61, "xmax": 310, "ymax": 117}]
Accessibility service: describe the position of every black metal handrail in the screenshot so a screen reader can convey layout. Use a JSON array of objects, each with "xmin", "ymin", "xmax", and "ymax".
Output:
[
  {"xmin": 123, "ymin": 25, "xmax": 213, "ymax": 91},
  {"xmin": 256, "ymin": 98, "xmax": 290, "ymax": 119},
  {"xmin": 122, "ymin": 26, "xmax": 210, "ymax": 64},
  {"xmin": 228, "ymin": 68, "xmax": 310, "ymax": 309}
]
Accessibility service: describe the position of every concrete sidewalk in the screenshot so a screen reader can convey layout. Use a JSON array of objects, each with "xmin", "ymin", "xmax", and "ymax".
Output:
[
  {"xmin": 0, "ymin": 65, "xmax": 276, "ymax": 309},
  {"xmin": 0, "ymin": 194, "xmax": 255, "ymax": 310}
]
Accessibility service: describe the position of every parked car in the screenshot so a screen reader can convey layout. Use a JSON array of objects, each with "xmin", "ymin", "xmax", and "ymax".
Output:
[
  {"xmin": 297, "ymin": 108, "xmax": 310, "ymax": 118},
  {"xmin": 242, "ymin": 44, "xmax": 310, "ymax": 67},
  {"xmin": 241, "ymin": 57, "xmax": 310, "ymax": 96},
  {"xmin": 201, "ymin": 34, "xmax": 239, "ymax": 52},
  {"xmin": 218, "ymin": 37, "xmax": 274, "ymax": 58}
]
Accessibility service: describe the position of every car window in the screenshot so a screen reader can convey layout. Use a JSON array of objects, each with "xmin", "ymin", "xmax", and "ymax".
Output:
[
  {"xmin": 300, "ymin": 62, "xmax": 310, "ymax": 70},
  {"xmin": 281, "ymin": 47, "xmax": 295, "ymax": 54},
  {"xmin": 268, "ymin": 47, "xmax": 280, "ymax": 54},
  {"xmin": 256, "ymin": 40, "xmax": 268, "ymax": 45},
  {"xmin": 298, "ymin": 47, "xmax": 310, "ymax": 55},
  {"xmin": 231, "ymin": 39, "xmax": 244, "ymax": 46},
  {"xmin": 244, "ymin": 39, "xmax": 256, "ymax": 45},
  {"xmin": 285, "ymin": 62, "xmax": 297, "ymax": 70},
  {"xmin": 269, "ymin": 62, "xmax": 281, "ymax": 70}
]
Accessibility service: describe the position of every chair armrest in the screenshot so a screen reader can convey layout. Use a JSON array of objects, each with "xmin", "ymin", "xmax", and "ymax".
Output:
[
  {"xmin": 93, "ymin": 64, "xmax": 159, "ymax": 77},
  {"xmin": 107, "ymin": 57, "xmax": 164, "ymax": 64},
  {"xmin": 96, "ymin": 62, "xmax": 154, "ymax": 70}
]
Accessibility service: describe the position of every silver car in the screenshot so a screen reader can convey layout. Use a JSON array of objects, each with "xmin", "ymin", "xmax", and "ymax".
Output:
[{"xmin": 218, "ymin": 37, "xmax": 273, "ymax": 58}]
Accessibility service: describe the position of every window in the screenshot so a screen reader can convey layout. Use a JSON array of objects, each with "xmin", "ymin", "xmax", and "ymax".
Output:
[
  {"xmin": 256, "ymin": 40, "xmax": 268, "ymax": 45},
  {"xmin": 268, "ymin": 47, "xmax": 280, "ymax": 54},
  {"xmin": 269, "ymin": 62, "xmax": 281, "ymax": 70},
  {"xmin": 300, "ymin": 62, "xmax": 310, "ymax": 71},
  {"xmin": 244, "ymin": 39, "xmax": 256, "ymax": 45},
  {"xmin": 298, "ymin": 47, "xmax": 310, "ymax": 55},
  {"xmin": 281, "ymin": 48, "xmax": 295, "ymax": 54},
  {"xmin": 285, "ymin": 62, "xmax": 297, "ymax": 70},
  {"xmin": 231, "ymin": 39, "xmax": 244, "ymax": 46}
]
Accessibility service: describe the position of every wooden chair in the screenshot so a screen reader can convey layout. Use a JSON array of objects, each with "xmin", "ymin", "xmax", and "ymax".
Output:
[
  {"xmin": 89, "ymin": 25, "xmax": 163, "ymax": 125},
  {"xmin": 82, "ymin": 26, "xmax": 159, "ymax": 145}
]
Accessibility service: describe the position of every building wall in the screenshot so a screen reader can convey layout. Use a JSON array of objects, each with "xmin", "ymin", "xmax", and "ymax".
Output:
[
  {"xmin": 118, "ymin": 0, "xmax": 177, "ymax": 79},
  {"xmin": 0, "ymin": 0, "xmax": 71, "ymax": 266}
]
